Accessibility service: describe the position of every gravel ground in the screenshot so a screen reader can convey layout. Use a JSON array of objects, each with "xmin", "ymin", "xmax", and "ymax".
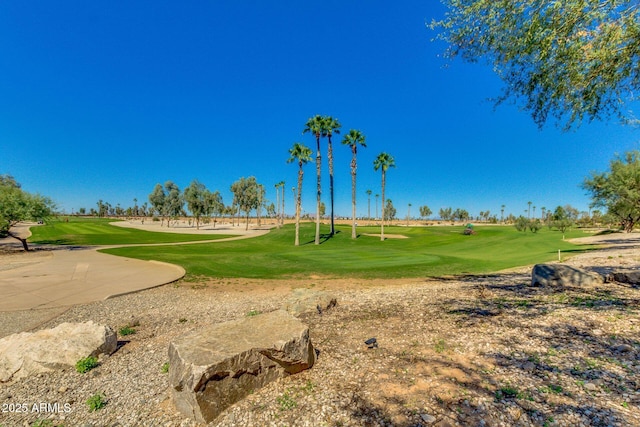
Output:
[{"xmin": 1, "ymin": 235, "xmax": 640, "ymax": 427}]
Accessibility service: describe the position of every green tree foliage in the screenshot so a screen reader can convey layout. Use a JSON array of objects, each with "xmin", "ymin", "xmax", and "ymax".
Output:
[
  {"xmin": 514, "ymin": 216, "xmax": 529, "ymax": 232},
  {"xmin": 453, "ymin": 208, "xmax": 470, "ymax": 222},
  {"xmin": 287, "ymin": 143, "xmax": 313, "ymax": 246},
  {"xmin": 184, "ymin": 180, "xmax": 208, "ymax": 230},
  {"xmin": 0, "ymin": 176, "xmax": 55, "ymax": 251},
  {"xmin": 439, "ymin": 207, "xmax": 453, "ymax": 221},
  {"xmin": 231, "ymin": 176, "xmax": 261, "ymax": 231},
  {"xmin": 432, "ymin": 1, "xmax": 640, "ymax": 129},
  {"xmin": 205, "ymin": 190, "xmax": 224, "ymax": 227},
  {"xmin": 164, "ymin": 181, "xmax": 184, "ymax": 227},
  {"xmin": 583, "ymin": 150, "xmax": 640, "ymax": 231},
  {"xmin": 552, "ymin": 205, "xmax": 575, "ymax": 234},
  {"xmin": 384, "ymin": 199, "xmax": 397, "ymax": 221},
  {"xmin": 148, "ymin": 184, "xmax": 166, "ymax": 225},
  {"xmin": 419, "ymin": 205, "xmax": 432, "ymax": 219}
]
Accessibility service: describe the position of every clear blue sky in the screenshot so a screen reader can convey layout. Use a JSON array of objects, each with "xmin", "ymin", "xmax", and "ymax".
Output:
[{"xmin": 2, "ymin": 1, "xmax": 639, "ymax": 219}]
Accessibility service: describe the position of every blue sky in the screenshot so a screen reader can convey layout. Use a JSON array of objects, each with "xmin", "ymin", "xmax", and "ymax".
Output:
[{"xmin": 1, "ymin": 1, "xmax": 639, "ymax": 219}]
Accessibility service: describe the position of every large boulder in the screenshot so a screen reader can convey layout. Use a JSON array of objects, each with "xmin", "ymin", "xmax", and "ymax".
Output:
[
  {"xmin": 284, "ymin": 288, "xmax": 337, "ymax": 316},
  {"xmin": 611, "ymin": 270, "xmax": 640, "ymax": 285},
  {"xmin": 169, "ymin": 310, "xmax": 315, "ymax": 423},
  {"xmin": 0, "ymin": 321, "xmax": 117, "ymax": 383},
  {"xmin": 531, "ymin": 264, "xmax": 603, "ymax": 287}
]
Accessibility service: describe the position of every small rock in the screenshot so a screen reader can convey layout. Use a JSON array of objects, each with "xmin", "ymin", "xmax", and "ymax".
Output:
[
  {"xmin": 420, "ymin": 413, "xmax": 437, "ymax": 424},
  {"xmin": 522, "ymin": 361, "xmax": 536, "ymax": 371},
  {"xmin": 612, "ymin": 344, "xmax": 633, "ymax": 353},
  {"xmin": 584, "ymin": 382, "xmax": 597, "ymax": 391},
  {"xmin": 58, "ymin": 386, "xmax": 68, "ymax": 393}
]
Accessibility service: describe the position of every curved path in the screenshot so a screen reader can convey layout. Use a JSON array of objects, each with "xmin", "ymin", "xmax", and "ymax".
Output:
[{"xmin": 0, "ymin": 223, "xmax": 270, "ymax": 312}]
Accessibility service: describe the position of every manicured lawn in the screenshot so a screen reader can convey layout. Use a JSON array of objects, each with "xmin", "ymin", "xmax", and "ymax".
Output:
[
  {"xmin": 29, "ymin": 217, "xmax": 236, "ymax": 245},
  {"xmin": 101, "ymin": 222, "xmax": 593, "ymax": 279}
]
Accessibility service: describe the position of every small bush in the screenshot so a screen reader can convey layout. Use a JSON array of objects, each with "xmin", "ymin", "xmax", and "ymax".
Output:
[
  {"xmin": 31, "ymin": 420, "xmax": 53, "ymax": 427},
  {"xmin": 119, "ymin": 326, "xmax": 136, "ymax": 336},
  {"xmin": 161, "ymin": 362, "xmax": 170, "ymax": 374},
  {"xmin": 246, "ymin": 309, "xmax": 261, "ymax": 317},
  {"xmin": 496, "ymin": 386, "xmax": 519, "ymax": 399},
  {"xmin": 276, "ymin": 392, "xmax": 297, "ymax": 410},
  {"xmin": 86, "ymin": 393, "xmax": 106, "ymax": 411},
  {"xmin": 75, "ymin": 356, "xmax": 99, "ymax": 373}
]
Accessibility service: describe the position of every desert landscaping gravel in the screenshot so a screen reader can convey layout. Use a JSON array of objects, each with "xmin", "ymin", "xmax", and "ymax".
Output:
[{"xmin": 1, "ymin": 235, "xmax": 639, "ymax": 427}]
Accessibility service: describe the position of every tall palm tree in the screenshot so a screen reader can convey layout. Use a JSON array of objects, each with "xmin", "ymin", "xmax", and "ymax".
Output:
[
  {"xmin": 373, "ymin": 152, "xmax": 396, "ymax": 241},
  {"xmin": 527, "ymin": 201, "xmax": 532, "ymax": 219},
  {"xmin": 366, "ymin": 189, "xmax": 372, "ymax": 219},
  {"xmin": 501, "ymin": 204, "xmax": 505, "ymax": 223},
  {"xmin": 274, "ymin": 183, "xmax": 280, "ymax": 228},
  {"xmin": 375, "ymin": 194, "xmax": 379, "ymax": 219},
  {"xmin": 287, "ymin": 143, "xmax": 313, "ymax": 246},
  {"xmin": 303, "ymin": 115, "xmax": 324, "ymax": 245},
  {"xmin": 341, "ymin": 129, "xmax": 367, "ymax": 239},
  {"xmin": 322, "ymin": 116, "xmax": 341, "ymax": 236},
  {"xmin": 279, "ymin": 181, "xmax": 285, "ymax": 227}
]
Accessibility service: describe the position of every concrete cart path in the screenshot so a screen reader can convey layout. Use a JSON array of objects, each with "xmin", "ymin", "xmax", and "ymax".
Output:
[{"xmin": 0, "ymin": 248, "xmax": 185, "ymax": 311}]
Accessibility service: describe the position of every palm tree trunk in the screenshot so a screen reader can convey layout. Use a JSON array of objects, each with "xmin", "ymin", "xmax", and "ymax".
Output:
[
  {"xmin": 381, "ymin": 170, "xmax": 386, "ymax": 241},
  {"xmin": 296, "ymin": 166, "xmax": 303, "ymax": 246},
  {"xmin": 351, "ymin": 154, "xmax": 357, "ymax": 239},
  {"xmin": 281, "ymin": 185, "xmax": 285, "ymax": 227},
  {"xmin": 275, "ymin": 187, "xmax": 280, "ymax": 228},
  {"xmin": 328, "ymin": 137, "xmax": 335, "ymax": 236},
  {"xmin": 315, "ymin": 134, "xmax": 321, "ymax": 245}
]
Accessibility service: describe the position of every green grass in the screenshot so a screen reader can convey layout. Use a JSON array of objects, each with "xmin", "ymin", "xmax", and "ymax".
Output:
[
  {"xmin": 29, "ymin": 217, "xmax": 236, "ymax": 245},
  {"xmin": 101, "ymin": 222, "xmax": 592, "ymax": 279}
]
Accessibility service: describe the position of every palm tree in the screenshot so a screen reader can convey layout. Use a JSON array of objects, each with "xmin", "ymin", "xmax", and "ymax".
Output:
[
  {"xmin": 375, "ymin": 194, "xmax": 379, "ymax": 219},
  {"xmin": 366, "ymin": 189, "xmax": 372, "ymax": 219},
  {"xmin": 274, "ymin": 183, "xmax": 280, "ymax": 228},
  {"xmin": 527, "ymin": 201, "xmax": 532, "ymax": 219},
  {"xmin": 373, "ymin": 152, "xmax": 396, "ymax": 241},
  {"xmin": 407, "ymin": 203, "xmax": 412, "ymax": 226},
  {"xmin": 322, "ymin": 116, "xmax": 341, "ymax": 236},
  {"xmin": 279, "ymin": 181, "xmax": 285, "ymax": 227},
  {"xmin": 287, "ymin": 143, "xmax": 313, "ymax": 246},
  {"xmin": 501, "ymin": 204, "xmax": 505, "ymax": 223},
  {"xmin": 342, "ymin": 129, "xmax": 367, "ymax": 239},
  {"xmin": 303, "ymin": 115, "xmax": 324, "ymax": 245}
]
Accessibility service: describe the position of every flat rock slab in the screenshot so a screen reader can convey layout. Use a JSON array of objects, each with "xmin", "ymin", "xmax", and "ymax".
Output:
[
  {"xmin": 284, "ymin": 288, "xmax": 337, "ymax": 316},
  {"xmin": 0, "ymin": 321, "xmax": 116, "ymax": 383},
  {"xmin": 169, "ymin": 310, "xmax": 315, "ymax": 423},
  {"xmin": 531, "ymin": 264, "xmax": 603, "ymax": 287}
]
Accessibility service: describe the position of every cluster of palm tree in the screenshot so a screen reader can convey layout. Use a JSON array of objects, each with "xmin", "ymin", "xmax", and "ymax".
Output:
[{"xmin": 287, "ymin": 114, "xmax": 395, "ymax": 246}]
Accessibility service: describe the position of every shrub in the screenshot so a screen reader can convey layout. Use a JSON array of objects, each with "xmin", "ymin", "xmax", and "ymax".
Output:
[
  {"xmin": 119, "ymin": 326, "xmax": 136, "ymax": 336},
  {"xmin": 86, "ymin": 393, "xmax": 106, "ymax": 411},
  {"xmin": 528, "ymin": 219, "xmax": 542, "ymax": 233},
  {"xmin": 75, "ymin": 355, "xmax": 99, "ymax": 373},
  {"xmin": 514, "ymin": 216, "xmax": 529, "ymax": 232},
  {"xmin": 161, "ymin": 362, "xmax": 170, "ymax": 373}
]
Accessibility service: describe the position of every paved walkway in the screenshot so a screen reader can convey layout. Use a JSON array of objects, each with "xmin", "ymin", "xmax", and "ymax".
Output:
[{"xmin": 0, "ymin": 222, "xmax": 270, "ymax": 312}]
